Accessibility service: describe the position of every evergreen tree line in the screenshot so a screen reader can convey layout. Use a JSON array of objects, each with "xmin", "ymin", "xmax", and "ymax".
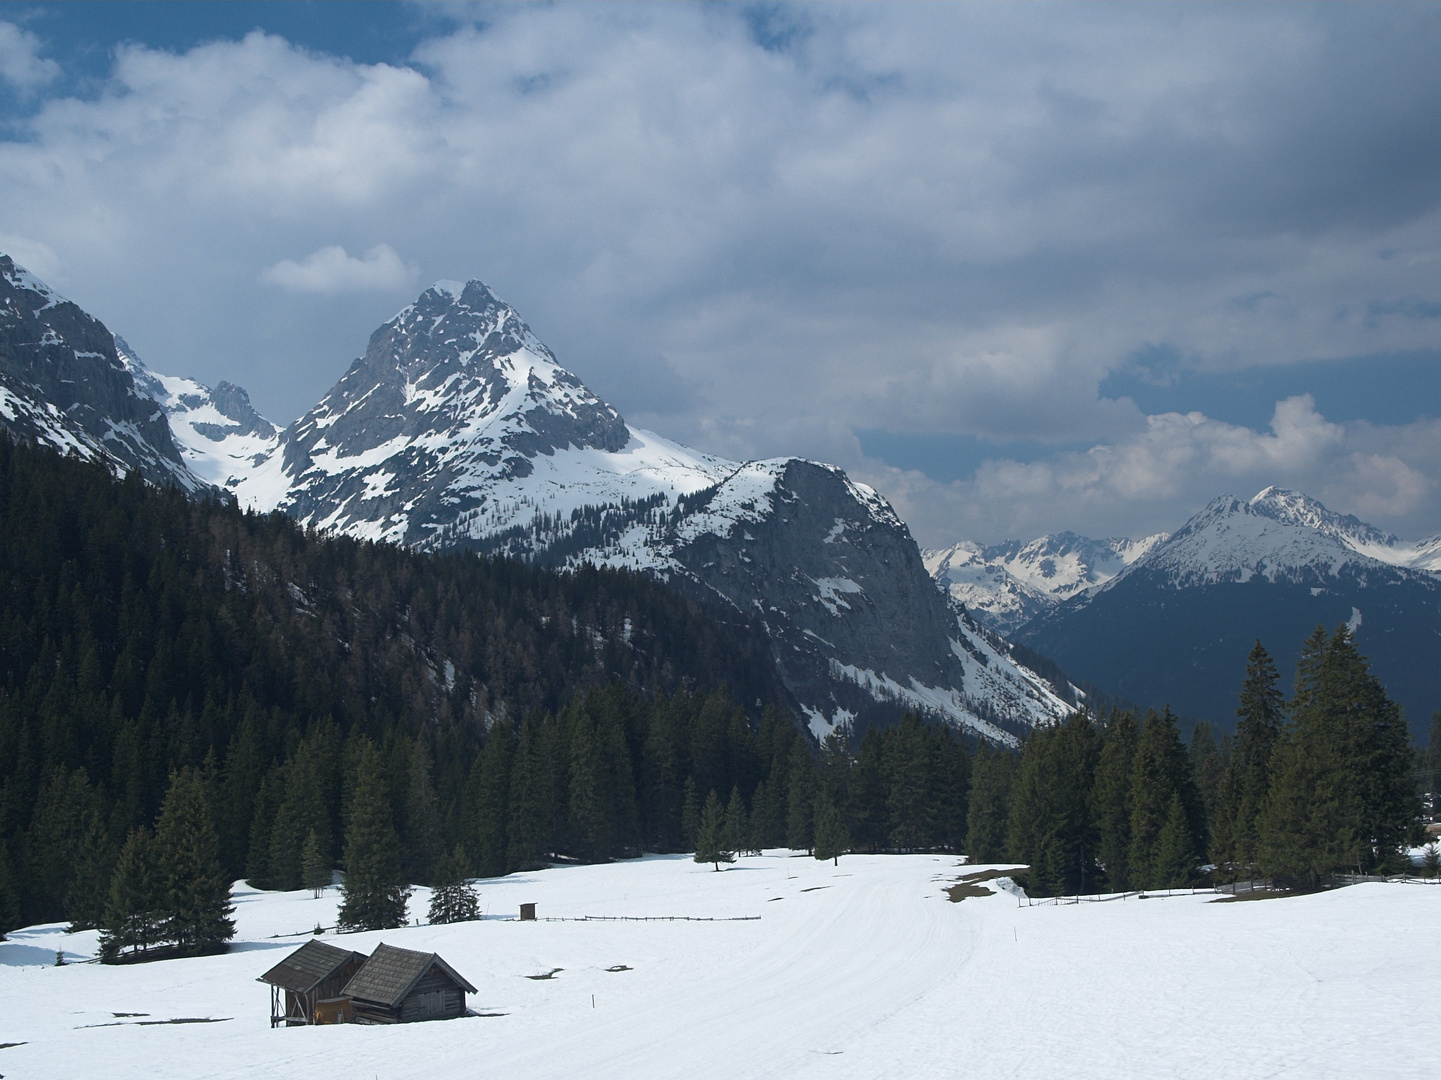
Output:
[
  {"xmin": 961, "ymin": 629, "xmax": 1421, "ymax": 896},
  {"xmin": 0, "ymin": 437, "xmax": 1425, "ymax": 944},
  {"xmin": 0, "ymin": 435, "xmax": 788, "ymax": 931}
]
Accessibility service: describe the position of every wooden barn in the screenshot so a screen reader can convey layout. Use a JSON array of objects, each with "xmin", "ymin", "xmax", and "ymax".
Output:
[
  {"xmin": 340, "ymin": 942, "xmax": 477, "ymax": 1024},
  {"xmin": 258, "ymin": 940, "xmax": 369, "ymax": 1027}
]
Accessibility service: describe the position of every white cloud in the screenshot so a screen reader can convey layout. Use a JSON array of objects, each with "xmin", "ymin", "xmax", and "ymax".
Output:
[
  {"xmin": 865, "ymin": 396, "xmax": 1439, "ymax": 546},
  {"xmin": 260, "ymin": 244, "xmax": 417, "ymax": 295},
  {"xmin": 0, "ymin": 21, "xmax": 59, "ymax": 93},
  {"xmin": 0, "ymin": 8, "xmax": 1435, "ymax": 541}
]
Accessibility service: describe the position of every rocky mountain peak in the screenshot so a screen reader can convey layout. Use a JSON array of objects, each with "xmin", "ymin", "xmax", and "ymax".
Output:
[
  {"xmin": 0, "ymin": 256, "xmax": 198, "ymax": 491},
  {"xmin": 1245, "ymin": 486, "xmax": 1398, "ymax": 547}
]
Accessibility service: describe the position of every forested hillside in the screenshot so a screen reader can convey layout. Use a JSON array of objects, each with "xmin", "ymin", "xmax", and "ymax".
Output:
[
  {"xmin": 0, "ymin": 437, "xmax": 1426, "ymax": 942},
  {"xmin": 0, "ymin": 436, "xmax": 787, "ymax": 927}
]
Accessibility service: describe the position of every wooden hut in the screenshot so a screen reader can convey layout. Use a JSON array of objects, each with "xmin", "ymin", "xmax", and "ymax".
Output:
[
  {"xmin": 258, "ymin": 939, "xmax": 369, "ymax": 1027},
  {"xmin": 341, "ymin": 942, "xmax": 477, "ymax": 1024}
]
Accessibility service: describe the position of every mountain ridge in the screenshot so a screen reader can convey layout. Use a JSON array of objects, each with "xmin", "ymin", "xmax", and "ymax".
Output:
[{"xmin": 0, "ymin": 260, "xmax": 1074, "ymax": 745}]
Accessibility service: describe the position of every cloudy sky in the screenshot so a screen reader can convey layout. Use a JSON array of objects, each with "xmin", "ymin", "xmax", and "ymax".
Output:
[{"xmin": 3, "ymin": 2, "xmax": 1437, "ymax": 545}]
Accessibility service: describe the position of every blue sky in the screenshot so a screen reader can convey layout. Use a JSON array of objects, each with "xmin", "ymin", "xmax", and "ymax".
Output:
[{"xmin": 2, "ymin": 2, "xmax": 1437, "ymax": 543}]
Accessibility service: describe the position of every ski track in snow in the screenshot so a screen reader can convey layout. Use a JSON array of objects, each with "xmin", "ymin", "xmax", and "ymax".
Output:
[{"xmin": 3, "ymin": 853, "xmax": 1434, "ymax": 1079}]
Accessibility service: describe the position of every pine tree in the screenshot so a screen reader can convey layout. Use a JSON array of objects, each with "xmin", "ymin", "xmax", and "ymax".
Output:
[
  {"xmin": 467, "ymin": 723, "xmax": 514, "ymax": 878},
  {"xmin": 401, "ymin": 738, "xmax": 443, "ymax": 884},
  {"xmin": 338, "ymin": 744, "xmax": 410, "ymax": 932},
  {"xmin": 966, "ymin": 743, "xmax": 1014, "ymax": 863},
  {"xmin": 1003, "ymin": 714, "xmax": 1099, "ymax": 896},
  {"xmin": 886, "ymin": 714, "xmax": 936, "ymax": 851},
  {"xmin": 507, "ymin": 712, "xmax": 553, "ymax": 872},
  {"xmin": 1213, "ymin": 641, "xmax": 1285, "ymax": 878},
  {"xmin": 1188, "ymin": 722, "xmax": 1224, "ymax": 824},
  {"xmin": 565, "ymin": 712, "xmax": 606, "ymax": 863},
  {"xmin": 785, "ymin": 740, "xmax": 816, "ymax": 852},
  {"xmin": 812, "ymin": 787, "xmax": 849, "ymax": 865},
  {"xmin": 723, "ymin": 786, "xmax": 750, "ymax": 858},
  {"xmin": 301, "ymin": 828, "xmax": 330, "ymax": 899},
  {"xmin": 99, "ymin": 827, "xmax": 163, "ymax": 962},
  {"xmin": 1153, "ymin": 793, "xmax": 1196, "ymax": 888},
  {"xmin": 65, "ymin": 806, "xmax": 113, "ymax": 931},
  {"xmin": 1089, "ymin": 711, "xmax": 1137, "ymax": 891},
  {"xmin": 1256, "ymin": 626, "xmax": 1419, "ymax": 886},
  {"xmin": 680, "ymin": 775, "xmax": 701, "ymax": 851},
  {"xmin": 153, "ymin": 768, "xmax": 235, "ymax": 956},
  {"xmin": 428, "ymin": 845, "xmax": 481, "ymax": 925},
  {"xmin": 0, "ymin": 842, "xmax": 21, "ymax": 937},
  {"xmin": 848, "ymin": 727, "xmax": 890, "ymax": 853},
  {"xmin": 1128, "ymin": 708, "xmax": 1204, "ymax": 890},
  {"xmin": 694, "ymin": 789, "xmax": 733, "ymax": 871}
]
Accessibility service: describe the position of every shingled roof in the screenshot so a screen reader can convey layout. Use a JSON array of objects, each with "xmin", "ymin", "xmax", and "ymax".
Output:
[
  {"xmin": 257, "ymin": 940, "xmax": 368, "ymax": 994},
  {"xmin": 341, "ymin": 943, "xmax": 477, "ymax": 1007}
]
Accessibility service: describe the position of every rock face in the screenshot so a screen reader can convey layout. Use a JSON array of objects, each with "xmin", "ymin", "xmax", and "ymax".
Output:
[
  {"xmin": 1016, "ymin": 488, "xmax": 1441, "ymax": 738},
  {"xmin": 0, "ymin": 256, "xmax": 198, "ymax": 490},
  {"xmin": 655, "ymin": 460, "xmax": 1071, "ymax": 744},
  {"xmin": 278, "ymin": 280, "xmax": 637, "ymax": 545}
]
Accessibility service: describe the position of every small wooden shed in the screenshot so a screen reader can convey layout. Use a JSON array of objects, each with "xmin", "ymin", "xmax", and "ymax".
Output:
[
  {"xmin": 341, "ymin": 942, "xmax": 477, "ymax": 1024},
  {"xmin": 258, "ymin": 939, "xmax": 369, "ymax": 1027}
]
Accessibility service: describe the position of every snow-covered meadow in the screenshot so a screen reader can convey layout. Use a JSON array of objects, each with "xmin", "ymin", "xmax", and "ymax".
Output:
[{"xmin": 2, "ymin": 852, "xmax": 1434, "ymax": 1079}]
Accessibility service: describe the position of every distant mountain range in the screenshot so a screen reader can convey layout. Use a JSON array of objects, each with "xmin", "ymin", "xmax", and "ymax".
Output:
[
  {"xmin": 0, "ymin": 256, "xmax": 1072, "ymax": 745},
  {"xmin": 924, "ymin": 532, "xmax": 1168, "ymax": 636},
  {"xmin": 929, "ymin": 489, "xmax": 1440, "ymax": 737}
]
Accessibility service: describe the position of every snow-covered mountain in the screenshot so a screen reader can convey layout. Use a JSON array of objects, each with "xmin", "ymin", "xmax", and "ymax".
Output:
[
  {"xmin": 273, "ymin": 280, "xmax": 734, "ymax": 546},
  {"xmin": 923, "ymin": 532, "xmax": 1165, "ymax": 635},
  {"xmin": 0, "ymin": 261, "xmax": 1073, "ymax": 745},
  {"xmin": 1016, "ymin": 488, "xmax": 1440, "ymax": 737},
  {"xmin": 1124, "ymin": 487, "xmax": 1441, "ymax": 585},
  {"xmin": 115, "ymin": 338, "xmax": 289, "ymax": 506},
  {"xmin": 261, "ymin": 278, "xmax": 1071, "ymax": 743},
  {"xmin": 0, "ymin": 256, "xmax": 200, "ymax": 492}
]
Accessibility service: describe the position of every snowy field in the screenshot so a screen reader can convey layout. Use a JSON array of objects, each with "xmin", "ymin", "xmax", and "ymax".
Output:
[{"xmin": 2, "ymin": 852, "xmax": 1435, "ymax": 1080}]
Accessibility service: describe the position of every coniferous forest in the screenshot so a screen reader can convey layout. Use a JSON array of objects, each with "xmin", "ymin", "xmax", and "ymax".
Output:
[{"xmin": 0, "ymin": 435, "xmax": 1429, "ymax": 954}]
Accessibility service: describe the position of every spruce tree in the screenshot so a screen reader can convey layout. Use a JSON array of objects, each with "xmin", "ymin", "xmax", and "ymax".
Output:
[
  {"xmin": 153, "ymin": 768, "xmax": 235, "ymax": 956},
  {"xmin": 1128, "ymin": 708, "xmax": 1204, "ymax": 890},
  {"xmin": 1187, "ymin": 722, "xmax": 1224, "ymax": 824},
  {"xmin": 1153, "ymin": 793, "xmax": 1196, "ymax": 888},
  {"xmin": 402, "ymin": 738, "xmax": 443, "ymax": 884},
  {"xmin": 849, "ymin": 727, "xmax": 890, "ymax": 853},
  {"xmin": 694, "ymin": 789, "xmax": 733, "ymax": 870},
  {"xmin": 1214, "ymin": 641, "xmax": 1286, "ymax": 878},
  {"xmin": 0, "ymin": 842, "xmax": 21, "ymax": 937},
  {"xmin": 428, "ymin": 845, "xmax": 481, "ymax": 924},
  {"xmin": 507, "ymin": 712, "xmax": 553, "ymax": 872},
  {"xmin": 66, "ymin": 807, "xmax": 114, "ymax": 931},
  {"xmin": 1256, "ymin": 626, "xmax": 1419, "ymax": 885},
  {"xmin": 1089, "ymin": 711, "xmax": 1137, "ymax": 890},
  {"xmin": 886, "ymin": 714, "xmax": 936, "ymax": 851},
  {"xmin": 966, "ymin": 743, "xmax": 1014, "ymax": 863},
  {"xmin": 301, "ymin": 829, "xmax": 330, "ymax": 898},
  {"xmin": 723, "ymin": 786, "xmax": 750, "ymax": 858},
  {"xmin": 680, "ymin": 775, "xmax": 701, "ymax": 851},
  {"xmin": 785, "ymin": 740, "xmax": 816, "ymax": 852},
  {"xmin": 565, "ymin": 713, "xmax": 606, "ymax": 863},
  {"xmin": 99, "ymin": 826, "xmax": 162, "ymax": 962},
  {"xmin": 812, "ymin": 787, "xmax": 849, "ymax": 865},
  {"xmin": 338, "ymin": 744, "xmax": 410, "ymax": 932},
  {"xmin": 467, "ymin": 724, "xmax": 514, "ymax": 878}
]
